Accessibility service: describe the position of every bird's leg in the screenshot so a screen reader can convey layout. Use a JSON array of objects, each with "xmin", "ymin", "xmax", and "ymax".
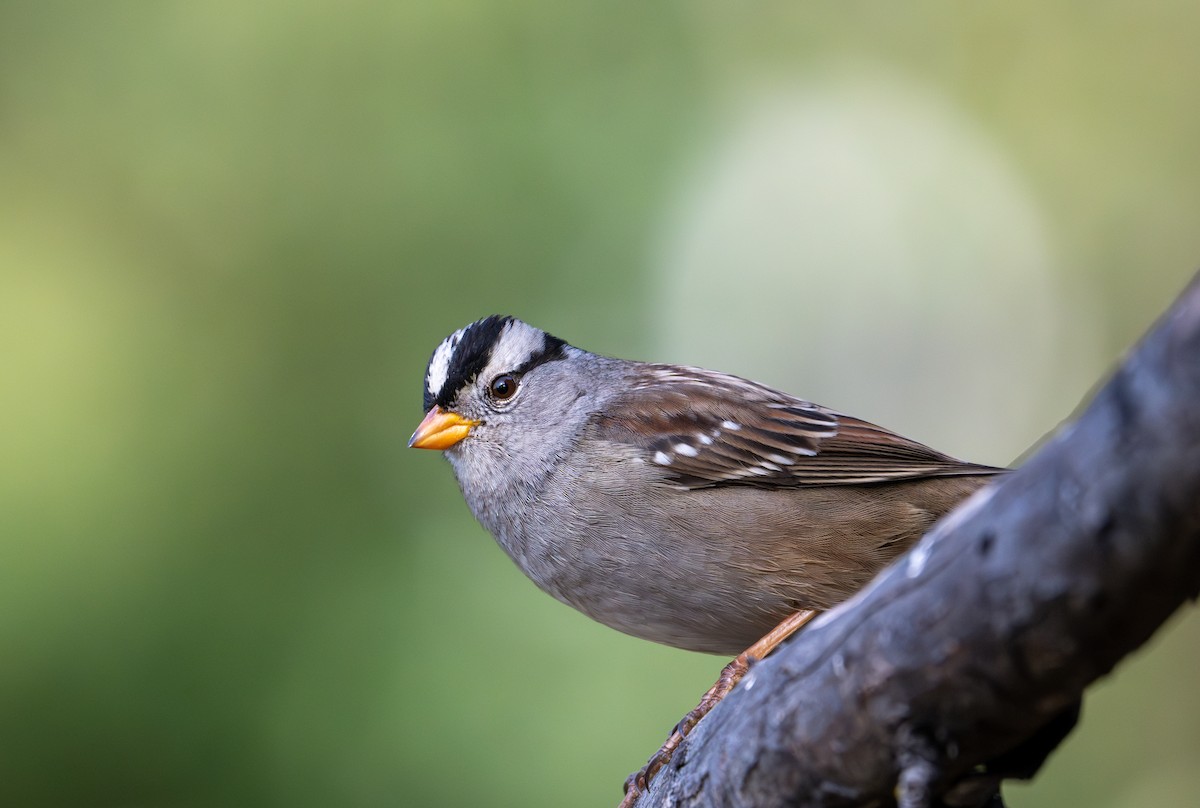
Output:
[{"xmin": 618, "ymin": 609, "xmax": 819, "ymax": 807}]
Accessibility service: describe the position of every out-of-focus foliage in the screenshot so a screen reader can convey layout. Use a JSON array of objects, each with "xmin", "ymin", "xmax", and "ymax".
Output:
[{"xmin": 1, "ymin": 2, "xmax": 1198, "ymax": 807}]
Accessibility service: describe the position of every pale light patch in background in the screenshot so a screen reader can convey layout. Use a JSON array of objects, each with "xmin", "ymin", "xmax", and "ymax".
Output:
[{"xmin": 651, "ymin": 70, "xmax": 1103, "ymax": 466}]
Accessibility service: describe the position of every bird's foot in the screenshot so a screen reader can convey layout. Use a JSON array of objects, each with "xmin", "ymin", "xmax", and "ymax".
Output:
[
  {"xmin": 618, "ymin": 658, "xmax": 746, "ymax": 807},
  {"xmin": 617, "ymin": 609, "xmax": 819, "ymax": 807}
]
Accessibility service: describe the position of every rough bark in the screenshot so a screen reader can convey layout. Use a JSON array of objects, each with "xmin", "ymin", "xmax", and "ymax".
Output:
[{"xmin": 637, "ymin": 271, "xmax": 1200, "ymax": 808}]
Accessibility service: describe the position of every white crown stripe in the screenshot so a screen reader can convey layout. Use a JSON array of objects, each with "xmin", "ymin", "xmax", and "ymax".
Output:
[{"xmin": 425, "ymin": 326, "xmax": 467, "ymax": 405}]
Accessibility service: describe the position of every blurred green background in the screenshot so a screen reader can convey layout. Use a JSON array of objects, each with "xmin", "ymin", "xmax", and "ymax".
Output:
[{"xmin": 2, "ymin": 2, "xmax": 1199, "ymax": 807}]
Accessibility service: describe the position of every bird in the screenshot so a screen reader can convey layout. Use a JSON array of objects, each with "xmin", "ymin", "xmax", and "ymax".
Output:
[{"xmin": 409, "ymin": 314, "xmax": 1005, "ymax": 803}]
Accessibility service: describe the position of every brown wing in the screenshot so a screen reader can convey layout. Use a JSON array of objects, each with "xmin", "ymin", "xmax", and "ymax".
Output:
[{"xmin": 592, "ymin": 364, "xmax": 1004, "ymax": 490}]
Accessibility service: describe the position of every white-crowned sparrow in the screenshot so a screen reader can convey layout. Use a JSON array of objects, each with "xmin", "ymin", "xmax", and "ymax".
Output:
[
  {"xmin": 411, "ymin": 314, "xmax": 1003, "ymax": 654},
  {"xmin": 410, "ymin": 314, "xmax": 1005, "ymax": 803}
]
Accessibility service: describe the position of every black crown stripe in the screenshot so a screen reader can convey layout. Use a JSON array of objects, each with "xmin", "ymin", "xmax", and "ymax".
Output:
[{"xmin": 423, "ymin": 317, "xmax": 568, "ymax": 412}]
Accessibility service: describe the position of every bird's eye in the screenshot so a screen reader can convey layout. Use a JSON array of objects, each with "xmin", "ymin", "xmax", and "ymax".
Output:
[{"xmin": 488, "ymin": 373, "xmax": 519, "ymax": 401}]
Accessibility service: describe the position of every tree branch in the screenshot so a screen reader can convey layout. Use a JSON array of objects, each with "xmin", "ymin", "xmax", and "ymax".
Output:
[{"xmin": 638, "ymin": 271, "xmax": 1200, "ymax": 807}]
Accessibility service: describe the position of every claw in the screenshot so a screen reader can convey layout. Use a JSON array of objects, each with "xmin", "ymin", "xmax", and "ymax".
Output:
[{"xmin": 612, "ymin": 609, "xmax": 820, "ymax": 807}]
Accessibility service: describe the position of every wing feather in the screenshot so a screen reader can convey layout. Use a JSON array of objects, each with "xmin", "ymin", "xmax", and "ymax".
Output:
[{"xmin": 592, "ymin": 364, "xmax": 1003, "ymax": 489}]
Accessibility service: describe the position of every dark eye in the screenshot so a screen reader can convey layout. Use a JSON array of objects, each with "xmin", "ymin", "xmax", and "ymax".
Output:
[{"xmin": 488, "ymin": 373, "xmax": 519, "ymax": 401}]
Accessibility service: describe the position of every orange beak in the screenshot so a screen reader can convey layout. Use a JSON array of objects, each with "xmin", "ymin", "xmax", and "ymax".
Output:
[{"xmin": 408, "ymin": 405, "xmax": 480, "ymax": 450}]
